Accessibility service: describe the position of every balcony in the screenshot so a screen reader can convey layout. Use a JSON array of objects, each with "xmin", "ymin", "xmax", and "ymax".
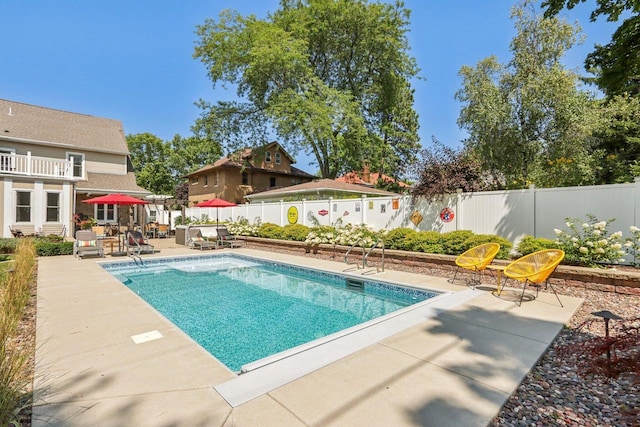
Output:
[{"xmin": 0, "ymin": 153, "xmax": 75, "ymax": 180}]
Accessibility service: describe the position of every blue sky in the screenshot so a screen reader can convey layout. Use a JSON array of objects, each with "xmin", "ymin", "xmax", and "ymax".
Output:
[{"xmin": 0, "ymin": 1, "xmax": 621, "ymax": 173}]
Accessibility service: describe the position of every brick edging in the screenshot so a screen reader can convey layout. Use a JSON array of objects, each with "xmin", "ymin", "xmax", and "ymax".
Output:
[{"xmin": 240, "ymin": 237, "xmax": 640, "ymax": 295}]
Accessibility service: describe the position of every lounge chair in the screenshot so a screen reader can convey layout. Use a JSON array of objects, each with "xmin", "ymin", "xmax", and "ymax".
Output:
[
  {"xmin": 499, "ymin": 249, "xmax": 565, "ymax": 307},
  {"xmin": 74, "ymin": 230, "xmax": 104, "ymax": 258},
  {"xmin": 216, "ymin": 226, "xmax": 242, "ymax": 248},
  {"xmin": 188, "ymin": 228, "xmax": 217, "ymax": 250},
  {"xmin": 450, "ymin": 243, "xmax": 500, "ymax": 288},
  {"xmin": 126, "ymin": 230, "xmax": 155, "ymax": 255}
]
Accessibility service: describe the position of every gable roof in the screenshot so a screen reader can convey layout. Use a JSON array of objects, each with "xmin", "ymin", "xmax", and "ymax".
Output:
[
  {"xmin": 336, "ymin": 171, "xmax": 410, "ymax": 188},
  {"xmin": 77, "ymin": 172, "xmax": 151, "ymax": 196},
  {"xmin": 0, "ymin": 99, "xmax": 129, "ymax": 154},
  {"xmin": 245, "ymin": 178, "xmax": 400, "ymax": 201},
  {"xmin": 186, "ymin": 142, "xmax": 314, "ymax": 178}
]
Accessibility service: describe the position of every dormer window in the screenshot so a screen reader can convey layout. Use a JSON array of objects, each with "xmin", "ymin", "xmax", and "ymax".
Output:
[
  {"xmin": 265, "ymin": 151, "xmax": 272, "ymax": 163},
  {"xmin": 275, "ymin": 152, "xmax": 281, "ymax": 165}
]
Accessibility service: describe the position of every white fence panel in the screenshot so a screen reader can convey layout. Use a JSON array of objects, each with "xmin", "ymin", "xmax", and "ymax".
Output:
[
  {"xmin": 534, "ymin": 183, "xmax": 636, "ymax": 240},
  {"xmin": 183, "ymin": 178, "xmax": 640, "ymax": 244}
]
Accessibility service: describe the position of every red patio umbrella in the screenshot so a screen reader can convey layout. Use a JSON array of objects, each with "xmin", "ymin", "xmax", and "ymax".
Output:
[
  {"xmin": 194, "ymin": 198, "xmax": 237, "ymax": 228},
  {"xmin": 83, "ymin": 193, "xmax": 148, "ymax": 254}
]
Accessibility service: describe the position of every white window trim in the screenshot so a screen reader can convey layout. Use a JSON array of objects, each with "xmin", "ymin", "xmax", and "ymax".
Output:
[
  {"xmin": 15, "ymin": 189, "xmax": 32, "ymax": 223},
  {"xmin": 45, "ymin": 191, "xmax": 62, "ymax": 223},
  {"xmin": 265, "ymin": 151, "xmax": 272, "ymax": 163},
  {"xmin": 66, "ymin": 151, "xmax": 85, "ymax": 179},
  {"xmin": 275, "ymin": 152, "xmax": 281, "ymax": 165}
]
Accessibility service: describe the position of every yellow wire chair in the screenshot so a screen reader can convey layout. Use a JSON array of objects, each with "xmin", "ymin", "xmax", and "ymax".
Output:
[
  {"xmin": 499, "ymin": 249, "xmax": 565, "ymax": 307},
  {"xmin": 450, "ymin": 243, "xmax": 501, "ymax": 288}
]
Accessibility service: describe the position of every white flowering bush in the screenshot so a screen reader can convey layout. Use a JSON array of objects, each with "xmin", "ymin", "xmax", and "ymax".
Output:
[
  {"xmin": 554, "ymin": 214, "xmax": 625, "ymax": 267},
  {"xmin": 227, "ymin": 217, "xmax": 261, "ymax": 236},
  {"xmin": 624, "ymin": 225, "xmax": 640, "ymax": 267},
  {"xmin": 305, "ymin": 223, "xmax": 386, "ymax": 248}
]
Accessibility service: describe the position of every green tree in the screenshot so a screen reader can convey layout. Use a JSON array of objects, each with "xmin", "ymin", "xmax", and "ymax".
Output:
[
  {"xmin": 193, "ymin": 0, "xmax": 420, "ymax": 179},
  {"xmin": 543, "ymin": 0, "xmax": 640, "ymax": 96},
  {"xmin": 126, "ymin": 133, "xmax": 176, "ymax": 195},
  {"xmin": 168, "ymin": 133, "xmax": 223, "ymax": 177},
  {"xmin": 456, "ymin": 1, "xmax": 599, "ymax": 189},
  {"xmin": 593, "ymin": 94, "xmax": 640, "ymax": 183}
]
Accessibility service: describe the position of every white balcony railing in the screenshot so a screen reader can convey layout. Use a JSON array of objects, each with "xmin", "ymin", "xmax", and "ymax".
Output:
[{"xmin": 0, "ymin": 153, "xmax": 75, "ymax": 180}]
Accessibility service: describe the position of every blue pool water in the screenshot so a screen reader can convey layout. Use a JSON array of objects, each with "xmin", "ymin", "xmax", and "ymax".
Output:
[{"xmin": 102, "ymin": 254, "xmax": 439, "ymax": 372}]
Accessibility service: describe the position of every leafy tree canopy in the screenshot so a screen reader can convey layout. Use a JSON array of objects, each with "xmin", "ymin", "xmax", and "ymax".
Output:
[
  {"xmin": 543, "ymin": 0, "xmax": 640, "ymax": 97},
  {"xmin": 456, "ymin": 1, "xmax": 599, "ymax": 189},
  {"xmin": 193, "ymin": 0, "xmax": 420, "ymax": 179}
]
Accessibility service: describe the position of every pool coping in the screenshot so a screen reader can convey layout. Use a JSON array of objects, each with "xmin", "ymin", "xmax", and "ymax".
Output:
[{"xmin": 32, "ymin": 244, "xmax": 585, "ymax": 426}]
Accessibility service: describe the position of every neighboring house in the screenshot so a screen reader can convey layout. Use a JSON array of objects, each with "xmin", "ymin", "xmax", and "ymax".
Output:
[
  {"xmin": 245, "ymin": 178, "xmax": 401, "ymax": 203},
  {"xmin": 185, "ymin": 142, "xmax": 315, "ymax": 205},
  {"xmin": 336, "ymin": 160, "xmax": 410, "ymax": 189},
  {"xmin": 0, "ymin": 99, "xmax": 150, "ymax": 238}
]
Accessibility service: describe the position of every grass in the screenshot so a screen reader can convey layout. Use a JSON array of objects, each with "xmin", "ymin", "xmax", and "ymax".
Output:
[{"xmin": 0, "ymin": 239, "xmax": 36, "ymax": 425}]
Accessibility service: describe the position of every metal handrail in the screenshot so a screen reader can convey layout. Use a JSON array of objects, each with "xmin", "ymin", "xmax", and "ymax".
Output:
[
  {"xmin": 344, "ymin": 238, "xmax": 366, "ymax": 269},
  {"xmin": 364, "ymin": 239, "xmax": 385, "ymax": 273}
]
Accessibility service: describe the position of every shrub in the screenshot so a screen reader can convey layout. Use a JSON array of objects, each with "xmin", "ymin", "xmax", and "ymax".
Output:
[
  {"xmin": 405, "ymin": 231, "xmax": 443, "ymax": 253},
  {"xmin": 554, "ymin": 215, "xmax": 625, "ymax": 267},
  {"xmin": 258, "ymin": 223, "xmax": 284, "ymax": 239},
  {"xmin": 625, "ymin": 226, "xmax": 640, "ymax": 267},
  {"xmin": 282, "ymin": 224, "xmax": 310, "ymax": 242},
  {"xmin": 441, "ymin": 230, "xmax": 474, "ymax": 255},
  {"xmin": 463, "ymin": 234, "xmax": 513, "ymax": 259},
  {"xmin": 227, "ymin": 217, "xmax": 261, "ymax": 236},
  {"xmin": 384, "ymin": 228, "xmax": 418, "ymax": 250},
  {"xmin": 305, "ymin": 226, "xmax": 336, "ymax": 246},
  {"xmin": 515, "ymin": 236, "xmax": 558, "ymax": 257},
  {"xmin": 35, "ymin": 241, "xmax": 74, "ymax": 256},
  {"xmin": 0, "ymin": 239, "xmax": 17, "ymax": 255}
]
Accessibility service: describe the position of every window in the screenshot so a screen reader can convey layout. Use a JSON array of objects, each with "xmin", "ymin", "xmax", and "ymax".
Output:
[
  {"xmin": 270, "ymin": 177, "xmax": 276, "ymax": 187},
  {"xmin": 66, "ymin": 152, "xmax": 84, "ymax": 178},
  {"xmin": 96, "ymin": 203, "xmax": 116, "ymax": 222},
  {"xmin": 242, "ymin": 172, "xmax": 249, "ymax": 185},
  {"xmin": 275, "ymin": 152, "xmax": 281, "ymax": 165},
  {"xmin": 46, "ymin": 192, "xmax": 60, "ymax": 222},
  {"xmin": 265, "ymin": 151, "xmax": 272, "ymax": 163},
  {"xmin": 16, "ymin": 191, "xmax": 31, "ymax": 222},
  {"xmin": 214, "ymin": 171, "xmax": 219, "ymax": 187},
  {"xmin": 0, "ymin": 148, "xmax": 15, "ymax": 171},
  {"xmin": 191, "ymin": 177, "xmax": 198, "ymax": 185},
  {"xmin": 204, "ymin": 175, "xmax": 208, "ymax": 186},
  {"xmin": 149, "ymin": 210, "xmax": 157, "ymax": 222}
]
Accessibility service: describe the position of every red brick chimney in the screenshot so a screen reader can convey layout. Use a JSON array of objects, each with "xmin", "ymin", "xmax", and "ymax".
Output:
[{"xmin": 361, "ymin": 160, "xmax": 371, "ymax": 184}]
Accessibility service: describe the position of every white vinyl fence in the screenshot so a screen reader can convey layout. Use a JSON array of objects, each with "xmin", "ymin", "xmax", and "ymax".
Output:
[{"xmin": 181, "ymin": 178, "xmax": 640, "ymax": 245}]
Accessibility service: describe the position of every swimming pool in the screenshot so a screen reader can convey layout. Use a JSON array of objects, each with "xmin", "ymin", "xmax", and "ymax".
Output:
[{"xmin": 102, "ymin": 254, "xmax": 440, "ymax": 373}]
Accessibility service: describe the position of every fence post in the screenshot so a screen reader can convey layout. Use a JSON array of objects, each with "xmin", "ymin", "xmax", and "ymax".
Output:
[
  {"xmin": 302, "ymin": 198, "xmax": 307, "ymax": 226},
  {"xmin": 529, "ymin": 184, "xmax": 536, "ymax": 237},
  {"xmin": 635, "ymin": 177, "xmax": 640, "ymax": 228},
  {"xmin": 361, "ymin": 195, "xmax": 367, "ymax": 226}
]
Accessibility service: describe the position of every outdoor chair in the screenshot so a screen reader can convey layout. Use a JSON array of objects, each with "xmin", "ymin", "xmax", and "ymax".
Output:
[
  {"xmin": 126, "ymin": 230, "xmax": 155, "ymax": 255},
  {"xmin": 188, "ymin": 228, "xmax": 217, "ymax": 250},
  {"xmin": 9, "ymin": 225, "xmax": 24, "ymax": 238},
  {"xmin": 498, "ymin": 249, "xmax": 565, "ymax": 307},
  {"xmin": 74, "ymin": 230, "xmax": 104, "ymax": 259},
  {"xmin": 157, "ymin": 224, "xmax": 170, "ymax": 238},
  {"xmin": 450, "ymin": 243, "xmax": 501, "ymax": 288},
  {"xmin": 216, "ymin": 226, "xmax": 242, "ymax": 248},
  {"xmin": 91, "ymin": 225, "xmax": 105, "ymax": 238}
]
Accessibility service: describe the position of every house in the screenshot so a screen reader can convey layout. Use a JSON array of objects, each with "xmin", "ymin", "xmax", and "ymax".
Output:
[
  {"xmin": 185, "ymin": 142, "xmax": 315, "ymax": 205},
  {"xmin": 0, "ymin": 99, "xmax": 150, "ymax": 238},
  {"xmin": 244, "ymin": 178, "xmax": 401, "ymax": 203},
  {"xmin": 336, "ymin": 160, "xmax": 410, "ymax": 189}
]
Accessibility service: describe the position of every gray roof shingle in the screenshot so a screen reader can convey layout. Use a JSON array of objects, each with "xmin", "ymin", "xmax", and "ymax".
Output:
[{"xmin": 0, "ymin": 99, "xmax": 129, "ymax": 154}]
